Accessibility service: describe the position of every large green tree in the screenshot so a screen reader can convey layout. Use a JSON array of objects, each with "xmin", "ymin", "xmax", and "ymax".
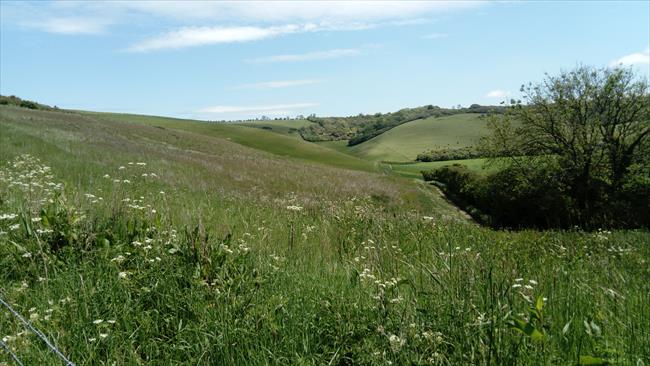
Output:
[{"xmin": 482, "ymin": 66, "xmax": 649, "ymax": 226}]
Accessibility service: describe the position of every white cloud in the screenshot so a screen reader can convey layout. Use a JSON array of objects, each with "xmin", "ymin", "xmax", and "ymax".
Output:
[
  {"xmin": 484, "ymin": 90, "xmax": 510, "ymax": 98},
  {"xmin": 122, "ymin": 1, "xmax": 483, "ymax": 22},
  {"xmin": 6, "ymin": 1, "xmax": 483, "ymax": 46},
  {"xmin": 239, "ymin": 80, "xmax": 323, "ymax": 89},
  {"xmin": 127, "ymin": 25, "xmax": 305, "ymax": 52},
  {"xmin": 246, "ymin": 48, "xmax": 360, "ymax": 63},
  {"xmin": 198, "ymin": 103, "xmax": 318, "ymax": 114},
  {"xmin": 127, "ymin": 22, "xmax": 381, "ymax": 52},
  {"xmin": 422, "ymin": 32, "xmax": 448, "ymax": 39},
  {"xmin": 26, "ymin": 17, "xmax": 112, "ymax": 35},
  {"xmin": 609, "ymin": 48, "xmax": 650, "ymax": 67}
]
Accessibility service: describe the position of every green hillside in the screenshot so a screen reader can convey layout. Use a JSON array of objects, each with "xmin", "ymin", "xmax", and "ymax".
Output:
[
  {"xmin": 348, "ymin": 113, "xmax": 489, "ymax": 162},
  {"xmin": 2, "ymin": 104, "xmax": 648, "ymax": 365},
  {"xmin": 238, "ymin": 119, "xmax": 314, "ymax": 136},
  {"xmin": 83, "ymin": 112, "xmax": 374, "ymax": 172}
]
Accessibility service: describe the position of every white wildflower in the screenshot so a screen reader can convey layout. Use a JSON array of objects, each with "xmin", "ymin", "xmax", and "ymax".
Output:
[
  {"xmin": 111, "ymin": 255, "xmax": 125, "ymax": 263},
  {"xmin": 388, "ymin": 334, "xmax": 405, "ymax": 353}
]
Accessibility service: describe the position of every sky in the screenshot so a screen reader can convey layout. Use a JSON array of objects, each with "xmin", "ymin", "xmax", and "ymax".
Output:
[{"xmin": 1, "ymin": 1, "xmax": 649, "ymax": 121}]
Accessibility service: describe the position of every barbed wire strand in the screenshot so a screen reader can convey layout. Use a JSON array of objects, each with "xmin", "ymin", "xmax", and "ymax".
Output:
[
  {"xmin": 0, "ymin": 338, "xmax": 24, "ymax": 366},
  {"xmin": 0, "ymin": 297, "xmax": 75, "ymax": 366}
]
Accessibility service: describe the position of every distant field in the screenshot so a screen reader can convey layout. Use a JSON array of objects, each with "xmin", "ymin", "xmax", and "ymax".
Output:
[
  {"xmin": 83, "ymin": 112, "xmax": 374, "ymax": 173},
  {"xmin": 238, "ymin": 119, "xmax": 313, "ymax": 136},
  {"xmin": 347, "ymin": 113, "xmax": 489, "ymax": 162}
]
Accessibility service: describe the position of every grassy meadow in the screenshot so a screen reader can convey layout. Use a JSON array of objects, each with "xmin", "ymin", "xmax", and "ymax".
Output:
[{"xmin": 1, "ymin": 106, "xmax": 649, "ymax": 365}]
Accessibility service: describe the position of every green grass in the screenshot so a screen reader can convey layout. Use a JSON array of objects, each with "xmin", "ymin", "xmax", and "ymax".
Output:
[
  {"xmin": 1, "ymin": 105, "xmax": 649, "ymax": 365},
  {"xmin": 238, "ymin": 119, "xmax": 313, "ymax": 136},
  {"xmin": 347, "ymin": 114, "xmax": 489, "ymax": 162}
]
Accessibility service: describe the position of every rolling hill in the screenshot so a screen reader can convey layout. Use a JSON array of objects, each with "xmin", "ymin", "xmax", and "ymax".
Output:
[
  {"xmin": 1, "ymin": 105, "xmax": 459, "ymax": 215},
  {"xmin": 82, "ymin": 112, "xmax": 374, "ymax": 173},
  {"xmin": 238, "ymin": 119, "xmax": 314, "ymax": 136},
  {"xmin": 1, "ymin": 103, "xmax": 648, "ymax": 365},
  {"xmin": 347, "ymin": 113, "xmax": 490, "ymax": 162}
]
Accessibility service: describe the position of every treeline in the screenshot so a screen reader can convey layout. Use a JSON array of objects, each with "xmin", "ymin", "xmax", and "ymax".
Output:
[
  {"xmin": 300, "ymin": 104, "xmax": 504, "ymax": 144},
  {"xmin": 0, "ymin": 95, "xmax": 54, "ymax": 110},
  {"xmin": 423, "ymin": 66, "xmax": 650, "ymax": 230}
]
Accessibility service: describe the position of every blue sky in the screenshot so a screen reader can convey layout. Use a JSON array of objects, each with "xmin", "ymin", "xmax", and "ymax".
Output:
[{"xmin": 1, "ymin": 1, "xmax": 648, "ymax": 120}]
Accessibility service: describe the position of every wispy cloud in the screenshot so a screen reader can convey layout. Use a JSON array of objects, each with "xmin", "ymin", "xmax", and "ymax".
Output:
[
  {"xmin": 422, "ymin": 32, "xmax": 448, "ymax": 39},
  {"xmin": 26, "ymin": 17, "xmax": 112, "ymax": 35},
  {"xmin": 484, "ymin": 90, "xmax": 511, "ymax": 98},
  {"xmin": 198, "ymin": 103, "xmax": 318, "ymax": 114},
  {"xmin": 609, "ymin": 47, "xmax": 650, "ymax": 67},
  {"xmin": 122, "ymin": 1, "xmax": 483, "ymax": 22},
  {"xmin": 127, "ymin": 22, "xmax": 379, "ymax": 52},
  {"xmin": 246, "ymin": 48, "xmax": 360, "ymax": 63},
  {"xmin": 5, "ymin": 1, "xmax": 485, "ymax": 49},
  {"xmin": 127, "ymin": 25, "xmax": 304, "ymax": 52},
  {"xmin": 239, "ymin": 80, "xmax": 323, "ymax": 89}
]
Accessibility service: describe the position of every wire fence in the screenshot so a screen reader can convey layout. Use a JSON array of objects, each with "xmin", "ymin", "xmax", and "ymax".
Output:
[
  {"xmin": 0, "ymin": 337, "xmax": 24, "ymax": 366},
  {"xmin": 0, "ymin": 296, "xmax": 75, "ymax": 366}
]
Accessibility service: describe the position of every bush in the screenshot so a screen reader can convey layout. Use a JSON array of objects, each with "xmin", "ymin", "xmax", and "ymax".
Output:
[
  {"xmin": 0, "ymin": 95, "xmax": 51, "ymax": 110},
  {"xmin": 423, "ymin": 163, "xmax": 572, "ymax": 228}
]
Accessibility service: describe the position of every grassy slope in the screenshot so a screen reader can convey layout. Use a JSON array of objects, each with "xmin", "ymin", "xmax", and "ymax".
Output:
[
  {"xmin": 1, "ymin": 106, "xmax": 648, "ymax": 365},
  {"xmin": 83, "ymin": 112, "xmax": 374, "ymax": 173},
  {"xmin": 348, "ymin": 113, "xmax": 489, "ymax": 162},
  {"xmin": 1, "ymin": 106, "xmax": 458, "ymax": 217},
  {"xmin": 238, "ymin": 119, "xmax": 313, "ymax": 136}
]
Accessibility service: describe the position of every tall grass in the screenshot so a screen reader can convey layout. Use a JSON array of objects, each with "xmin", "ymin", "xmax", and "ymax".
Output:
[
  {"xmin": 1, "ymin": 154, "xmax": 648, "ymax": 365},
  {"xmin": 1, "ymin": 107, "xmax": 649, "ymax": 365}
]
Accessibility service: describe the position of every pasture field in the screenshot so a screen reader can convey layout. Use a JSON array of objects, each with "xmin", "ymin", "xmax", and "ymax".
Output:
[
  {"xmin": 347, "ymin": 114, "xmax": 489, "ymax": 162},
  {"xmin": 1, "ymin": 106, "xmax": 649, "ymax": 365}
]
